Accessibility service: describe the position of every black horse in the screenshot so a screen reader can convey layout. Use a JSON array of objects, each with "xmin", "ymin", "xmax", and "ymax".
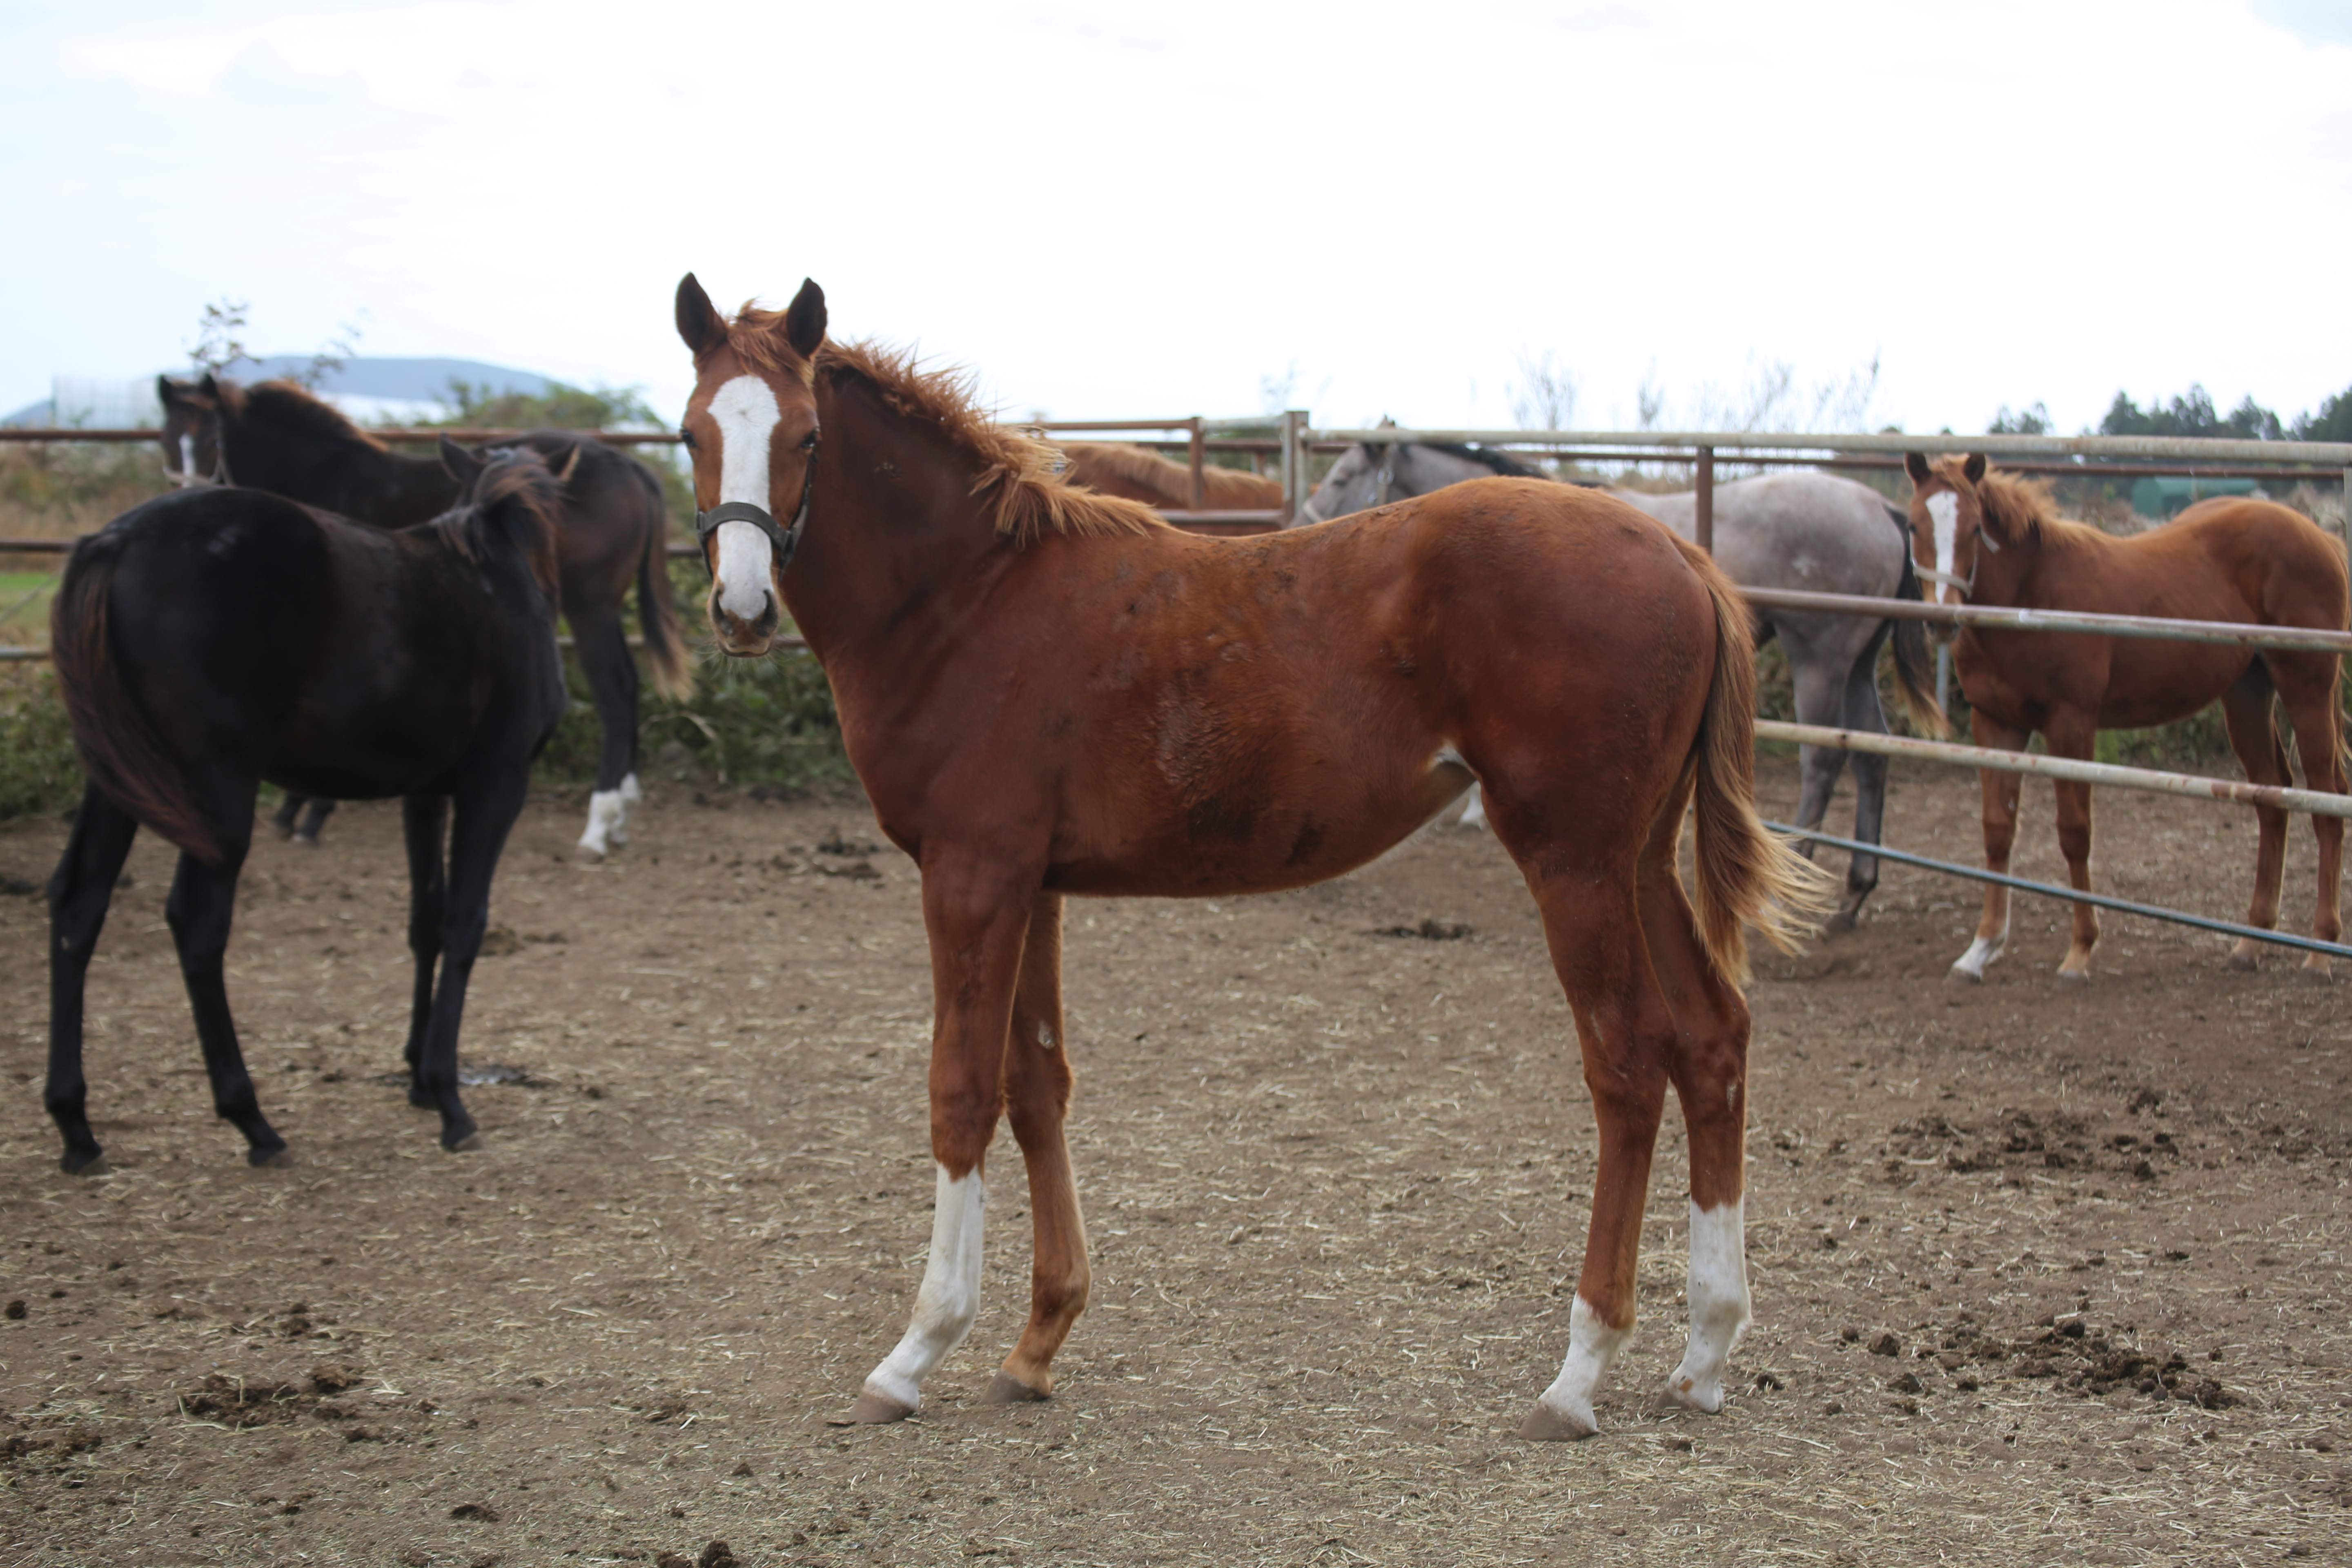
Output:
[
  {"xmin": 157, "ymin": 374, "xmax": 690, "ymax": 858},
  {"xmin": 45, "ymin": 441, "xmax": 568, "ymax": 1171}
]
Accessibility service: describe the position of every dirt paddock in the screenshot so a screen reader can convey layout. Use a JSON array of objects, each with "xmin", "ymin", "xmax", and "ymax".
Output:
[{"xmin": 1, "ymin": 759, "xmax": 2346, "ymax": 1566}]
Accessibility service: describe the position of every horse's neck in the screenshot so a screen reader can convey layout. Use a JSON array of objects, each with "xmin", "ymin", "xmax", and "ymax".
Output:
[
  {"xmin": 1969, "ymin": 520, "xmax": 2052, "ymax": 607},
  {"xmin": 227, "ymin": 419, "xmax": 455, "ymax": 526},
  {"xmin": 784, "ymin": 379, "xmax": 1007, "ymax": 662}
]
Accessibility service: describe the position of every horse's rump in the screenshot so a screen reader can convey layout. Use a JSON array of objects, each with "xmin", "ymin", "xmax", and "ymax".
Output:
[{"xmin": 1058, "ymin": 442, "xmax": 1283, "ymax": 509}]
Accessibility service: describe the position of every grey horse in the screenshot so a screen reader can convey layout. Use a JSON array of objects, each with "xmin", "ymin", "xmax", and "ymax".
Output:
[{"xmin": 1302, "ymin": 438, "xmax": 1941, "ymax": 927}]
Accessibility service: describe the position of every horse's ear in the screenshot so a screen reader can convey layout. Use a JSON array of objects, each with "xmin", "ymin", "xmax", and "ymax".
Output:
[
  {"xmin": 438, "ymin": 434, "xmax": 486, "ymax": 485},
  {"xmin": 784, "ymin": 278, "xmax": 827, "ymax": 358},
  {"xmin": 198, "ymin": 372, "xmax": 222, "ymax": 400},
  {"xmin": 157, "ymin": 375, "xmax": 181, "ymax": 407},
  {"xmin": 1961, "ymin": 452, "xmax": 1988, "ymax": 485},
  {"xmin": 675, "ymin": 273, "xmax": 727, "ymax": 358},
  {"xmin": 1903, "ymin": 451, "xmax": 1932, "ymax": 487}
]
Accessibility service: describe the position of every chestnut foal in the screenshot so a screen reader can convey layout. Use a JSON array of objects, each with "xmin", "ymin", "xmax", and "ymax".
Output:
[
  {"xmin": 676, "ymin": 273, "xmax": 1824, "ymax": 1439},
  {"xmin": 1907, "ymin": 453, "xmax": 2348, "ymax": 982}
]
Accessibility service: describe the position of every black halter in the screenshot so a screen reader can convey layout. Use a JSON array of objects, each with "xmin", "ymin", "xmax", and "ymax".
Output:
[{"xmin": 693, "ymin": 435, "xmax": 819, "ymax": 574}]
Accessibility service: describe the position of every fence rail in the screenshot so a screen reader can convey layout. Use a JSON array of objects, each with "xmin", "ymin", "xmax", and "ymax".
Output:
[
  {"xmin": 1757, "ymin": 720, "xmax": 2352, "ymax": 819},
  {"xmin": 1744, "ymin": 586, "xmax": 2352, "ymax": 654},
  {"xmin": 1768, "ymin": 821, "xmax": 2352, "ymax": 962}
]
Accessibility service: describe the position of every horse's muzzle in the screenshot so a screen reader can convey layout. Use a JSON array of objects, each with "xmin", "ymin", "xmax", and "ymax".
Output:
[{"xmin": 708, "ymin": 588, "xmax": 780, "ymax": 657}]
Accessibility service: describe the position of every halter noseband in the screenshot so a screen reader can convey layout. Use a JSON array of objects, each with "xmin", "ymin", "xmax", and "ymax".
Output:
[
  {"xmin": 693, "ymin": 434, "xmax": 819, "ymax": 575},
  {"xmin": 164, "ymin": 421, "xmax": 230, "ymax": 490}
]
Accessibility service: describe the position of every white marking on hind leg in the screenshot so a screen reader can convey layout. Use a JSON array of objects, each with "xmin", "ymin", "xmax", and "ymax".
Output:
[
  {"xmin": 577, "ymin": 789, "xmax": 625, "ymax": 858},
  {"xmin": 862, "ymin": 1165, "xmax": 986, "ymax": 1414},
  {"xmin": 1530, "ymin": 1294, "xmax": 1631, "ymax": 1437},
  {"xmin": 1666, "ymin": 1198, "xmax": 1750, "ymax": 1413},
  {"xmin": 608, "ymin": 772, "xmax": 641, "ymax": 846},
  {"xmin": 1456, "ymin": 783, "xmax": 1488, "ymax": 831}
]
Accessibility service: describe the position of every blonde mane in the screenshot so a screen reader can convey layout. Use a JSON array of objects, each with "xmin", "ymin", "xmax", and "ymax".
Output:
[
  {"xmin": 716, "ymin": 305, "xmax": 1167, "ymax": 546},
  {"xmin": 1060, "ymin": 442, "xmax": 1285, "ymax": 508}
]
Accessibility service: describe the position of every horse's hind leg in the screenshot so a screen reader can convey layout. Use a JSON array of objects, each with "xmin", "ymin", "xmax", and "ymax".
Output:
[
  {"xmin": 270, "ymin": 792, "xmax": 304, "ymax": 840},
  {"xmin": 400, "ymin": 794, "xmax": 450, "ymax": 1105},
  {"xmin": 1784, "ymin": 633, "xmax": 1855, "ymax": 912},
  {"xmin": 163, "ymin": 808, "xmax": 287, "ymax": 1166},
  {"xmin": 292, "ymin": 797, "xmax": 335, "ymax": 848},
  {"xmin": 1637, "ymin": 824, "xmax": 1757, "ymax": 1414},
  {"xmin": 572, "ymin": 610, "xmax": 641, "ymax": 860},
  {"xmin": 2217, "ymin": 669, "xmax": 2293, "ymax": 971},
  {"xmin": 1829, "ymin": 623, "xmax": 1895, "ymax": 930},
  {"xmin": 2267, "ymin": 657, "xmax": 2345, "ymax": 977},
  {"xmin": 45, "ymin": 786, "xmax": 139, "ymax": 1174},
  {"xmin": 1512, "ymin": 856, "xmax": 1677, "ymax": 1441},
  {"xmin": 986, "ymin": 893, "xmax": 1092, "ymax": 1405}
]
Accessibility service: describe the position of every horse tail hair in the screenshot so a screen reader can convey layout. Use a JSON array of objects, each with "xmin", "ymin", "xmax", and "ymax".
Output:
[
  {"xmin": 630, "ymin": 461, "xmax": 694, "ymax": 701},
  {"xmin": 1884, "ymin": 504, "xmax": 1949, "ymax": 737},
  {"xmin": 48, "ymin": 533, "xmax": 224, "ymax": 863},
  {"xmin": 1678, "ymin": 537, "xmax": 1833, "ymax": 985}
]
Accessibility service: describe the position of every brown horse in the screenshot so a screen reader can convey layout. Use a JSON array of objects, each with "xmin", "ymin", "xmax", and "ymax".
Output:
[
  {"xmin": 156, "ymin": 374, "xmax": 692, "ymax": 858},
  {"xmin": 1056, "ymin": 441, "xmax": 1283, "ymax": 510},
  {"xmin": 1904, "ymin": 453, "xmax": 2348, "ymax": 982},
  {"xmin": 675, "ymin": 272, "xmax": 1826, "ymax": 1439}
]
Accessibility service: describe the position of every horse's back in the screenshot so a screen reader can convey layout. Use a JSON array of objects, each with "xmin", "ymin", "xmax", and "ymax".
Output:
[
  {"xmin": 2168, "ymin": 497, "xmax": 2349, "ymax": 624},
  {"xmin": 1611, "ymin": 471, "xmax": 1904, "ymax": 597}
]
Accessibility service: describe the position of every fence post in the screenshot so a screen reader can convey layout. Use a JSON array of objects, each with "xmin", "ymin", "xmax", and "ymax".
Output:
[
  {"xmin": 1187, "ymin": 418, "xmax": 1207, "ymax": 512},
  {"xmin": 1280, "ymin": 410, "xmax": 1307, "ymax": 526},
  {"xmin": 1694, "ymin": 445, "xmax": 1715, "ymax": 553},
  {"xmin": 2343, "ymin": 466, "xmax": 2351, "ymax": 536}
]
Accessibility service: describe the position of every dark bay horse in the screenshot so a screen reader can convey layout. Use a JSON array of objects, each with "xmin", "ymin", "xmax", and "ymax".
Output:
[
  {"xmin": 1905, "ymin": 453, "xmax": 2348, "ymax": 982},
  {"xmin": 674, "ymin": 272, "xmax": 1828, "ymax": 1439},
  {"xmin": 1309, "ymin": 439, "xmax": 1943, "ymax": 927},
  {"xmin": 1056, "ymin": 442, "xmax": 1284, "ymax": 509},
  {"xmin": 45, "ymin": 442, "xmax": 568, "ymax": 1170},
  {"xmin": 156, "ymin": 374, "xmax": 690, "ymax": 858}
]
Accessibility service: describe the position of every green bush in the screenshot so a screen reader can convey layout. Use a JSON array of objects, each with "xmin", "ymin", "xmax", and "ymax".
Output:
[{"xmin": 0, "ymin": 667, "xmax": 81, "ymax": 824}]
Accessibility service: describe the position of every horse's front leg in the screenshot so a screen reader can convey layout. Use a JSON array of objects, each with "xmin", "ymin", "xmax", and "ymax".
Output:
[
  {"xmin": 1952, "ymin": 712, "xmax": 2027, "ymax": 982},
  {"xmin": 987, "ymin": 893, "xmax": 1091, "ymax": 1404},
  {"xmin": 846, "ymin": 859, "xmax": 1040, "ymax": 1425}
]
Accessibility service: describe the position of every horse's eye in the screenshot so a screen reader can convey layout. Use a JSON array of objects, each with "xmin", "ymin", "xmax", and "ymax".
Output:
[
  {"xmin": 678, "ymin": 428, "xmax": 696, "ymax": 451},
  {"xmin": 799, "ymin": 430, "xmax": 819, "ymax": 450}
]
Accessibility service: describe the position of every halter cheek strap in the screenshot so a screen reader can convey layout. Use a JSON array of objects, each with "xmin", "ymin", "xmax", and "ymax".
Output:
[{"xmin": 693, "ymin": 437, "xmax": 818, "ymax": 575}]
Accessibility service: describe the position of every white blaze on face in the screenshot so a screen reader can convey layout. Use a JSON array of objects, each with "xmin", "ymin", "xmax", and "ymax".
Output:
[
  {"xmin": 1666, "ymin": 1198, "xmax": 1751, "ymax": 1413},
  {"xmin": 862, "ymin": 1164, "xmax": 987, "ymax": 1413},
  {"xmin": 707, "ymin": 374, "xmax": 782, "ymax": 622},
  {"xmin": 178, "ymin": 433, "xmax": 198, "ymax": 482},
  {"xmin": 1926, "ymin": 491, "xmax": 1961, "ymax": 602}
]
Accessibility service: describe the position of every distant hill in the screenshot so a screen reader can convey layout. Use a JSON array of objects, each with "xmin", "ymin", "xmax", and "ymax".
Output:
[{"xmin": 3, "ymin": 357, "xmax": 556, "ymax": 428}]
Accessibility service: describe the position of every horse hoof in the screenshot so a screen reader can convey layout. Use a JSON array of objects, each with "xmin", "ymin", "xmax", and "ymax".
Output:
[
  {"xmin": 1825, "ymin": 909, "xmax": 1859, "ymax": 935},
  {"xmin": 2056, "ymin": 969, "xmax": 2090, "ymax": 988},
  {"xmin": 291, "ymin": 835, "xmax": 320, "ymax": 850},
  {"xmin": 2298, "ymin": 962, "xmax": 2334, "ymax": 985},
  {"xmin": 981, "ymin": 1372, "xmax": 1050, "ymax": 1405},
  {"xmin": 1944, "ymin": 967, "xmax": 1982, "ymax": 987},
  {"xmin": 1663, "ymin": 1369, "xmax": 1724, "ymax": 1414},
  {"xmin": 248, "ymin": 1147, "xmax": 295, "ymax": 1169},
  {"xmin": 446, "ymin": 1131, "xmax": 489, "ymax": 1154},
  {"xmin": 1517, "ymin": 1399, "xmax": 1599, "ymax": 1442},
  {"xmin": 272, "ymin": 822, "xmax": 296, "ymax": 842},
  {"xmin": 60, "ymin": 1153, "xmax": 109, "ymax": 1177},
  {"xmin": 2225, "ymin": 949, "xmax": 2258, "ymax": 973},
  {"xmin": 830, "ymin": 1391, "xmax": 916, "ymax": 1426}
]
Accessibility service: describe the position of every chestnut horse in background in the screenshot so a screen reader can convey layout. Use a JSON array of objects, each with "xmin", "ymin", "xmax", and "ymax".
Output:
[
  {"xmin": 1056, "ymin": 441, "xmax": 1283, "ymax": 509},
  {"xmin": 1905, "ymin": 453, "xmax": 2348, "ymax": 983},
  {"xmin": 674, "ymin": 272, "xmax": 1827, "ymax": 1440},
  {"xmin": 157, "ymin": 375, "xmax": 692, "ymax": 858}
]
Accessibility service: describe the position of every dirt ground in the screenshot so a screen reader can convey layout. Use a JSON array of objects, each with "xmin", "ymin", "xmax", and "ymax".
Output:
[{"xmin": 0, "ymin": 758, "xmax": 2347, "ymax": 1567}]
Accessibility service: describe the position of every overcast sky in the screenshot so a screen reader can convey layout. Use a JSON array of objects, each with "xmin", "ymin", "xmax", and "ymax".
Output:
[{"xmin": 5, "ymin": 0, "xmax": 2347, "ymax": 435}]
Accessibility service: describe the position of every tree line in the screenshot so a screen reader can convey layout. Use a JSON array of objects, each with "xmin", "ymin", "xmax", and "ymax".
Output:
[{"xmin": 1990, "ymin": 383, "xmax": 2352, "ymax": 443}]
